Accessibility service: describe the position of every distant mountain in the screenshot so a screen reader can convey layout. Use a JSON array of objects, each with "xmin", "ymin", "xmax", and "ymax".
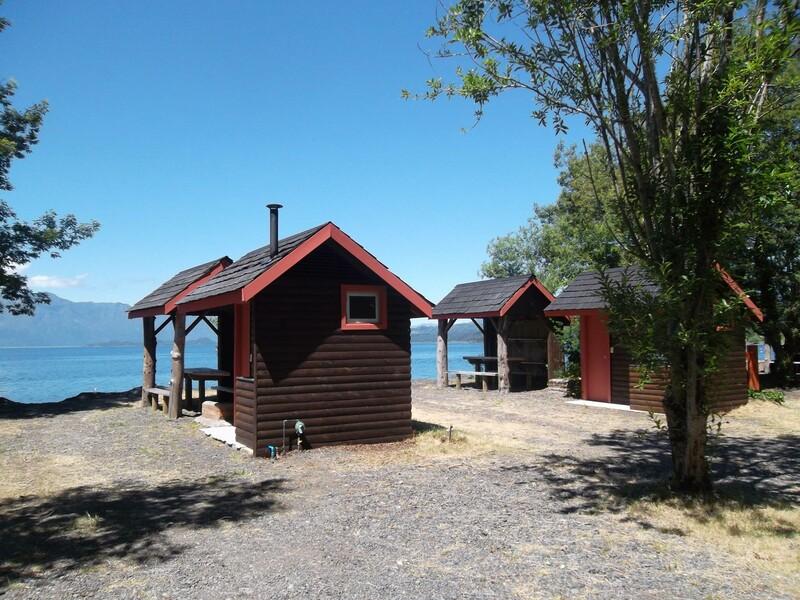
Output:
[
  {"xmin": 0, "ymin": 294, "xmax": 214, "ymax": 347},
  {"xmin": 411, "ymin": 322, "xmax": 483, "ymax": 344}
]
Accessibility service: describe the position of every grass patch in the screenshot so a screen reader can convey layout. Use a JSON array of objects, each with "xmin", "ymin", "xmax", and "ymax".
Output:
[
  {"xmin": 726, "ymin": 389, "xmax": 800, "ymax": 435},
  {"xmin": 347, "ymin": 420, "xmax": 516, "ymax": 466},
  {"xmin": 629, "ymin": 493, "xmax": 800, "ymax": 577},
  {"xmin": 72, "ymin": 512, "xmax": 104, "ymax": 535}
]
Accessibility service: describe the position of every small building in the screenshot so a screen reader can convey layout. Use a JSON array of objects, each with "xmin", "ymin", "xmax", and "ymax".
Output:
[
  {"xmin": 543, "ymin": 266, "xmax": 763, "ymax": 412},
  {"xmin": 432, "ymin": 275, "xmax": 563, "ymax": 392},
  {"xmin": 131, "ymin": 205, "xmax": 432, "ymax": 456}
]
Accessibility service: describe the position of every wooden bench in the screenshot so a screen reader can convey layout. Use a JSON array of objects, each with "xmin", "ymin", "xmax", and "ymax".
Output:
[
  {"xmin": 144, "ymin": 385, "xmax": 171, "ymax": 414},
  {"xmin": 450, "ymin": 371, "xmax": 498, "ymax": 392}
]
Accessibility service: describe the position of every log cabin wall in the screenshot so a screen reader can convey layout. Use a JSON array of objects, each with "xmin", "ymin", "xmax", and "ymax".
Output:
[
  {"xmin": 234, "ymin": 376, "xmax": 257, "ymax": 448},
  {"xmin": 611, "ymin": 332, "xmax": 748, "ymax": 413},
  {"xmin": 250, "ymin": 241, "xmax": 412, "ymax": 456}
]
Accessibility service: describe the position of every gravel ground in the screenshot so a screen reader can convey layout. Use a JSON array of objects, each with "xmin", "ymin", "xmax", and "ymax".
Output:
[{"xmin": 0, "ymin": 384, "xmax": 797, "ymax": 599}]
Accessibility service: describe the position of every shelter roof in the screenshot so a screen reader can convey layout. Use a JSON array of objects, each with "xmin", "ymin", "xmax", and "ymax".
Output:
[
  {"xmin": 128, "ymin": 257, "xmax": 231, "ymax": 318},
  {"xmin": 432, "ymin": 275, "xmax": 554, "ymax": 319}
]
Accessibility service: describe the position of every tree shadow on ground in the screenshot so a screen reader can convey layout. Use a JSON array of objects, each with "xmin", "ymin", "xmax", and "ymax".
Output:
[
  {"xmin": 0, "ymin": 475, "xmax": 286, "ymax": 587},
  {"xmin": 501, "ymin": 429, "xmax": 800, "ymax": 524},
  {"xmin": 0, "ymin": 388, "xmax": 140, "ymax": 420}
]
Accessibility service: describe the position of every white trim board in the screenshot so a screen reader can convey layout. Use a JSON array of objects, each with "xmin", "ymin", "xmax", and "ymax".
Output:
[
  {"xmin": 566, "ymin": 399, "xmax": 664, "ymax": 415},
  {"xmin": 566, "ymin": 399, "xmax": 632, "ymax": 412}
]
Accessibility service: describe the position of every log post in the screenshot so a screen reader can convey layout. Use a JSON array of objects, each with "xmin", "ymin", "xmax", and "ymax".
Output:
[
  {"xmin": 141, "ymin": 316, "xmax": 156, "ymax": 407},
  {"xmin": 497, "ymin": 317, "xmax": 510, "ymax": 393},
  {"xmin": 436, "ymin": 319, "xmax": 449, "ymax": 388},
  {"xmin": 168, "ymin": 312, "xmax": 186, "ymax": 419}
]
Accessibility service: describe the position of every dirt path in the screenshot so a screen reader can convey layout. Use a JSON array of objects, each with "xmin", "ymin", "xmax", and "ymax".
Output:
[{"xmin": 0, "ymin": 385, "xmax": 797, "ymax": 599}]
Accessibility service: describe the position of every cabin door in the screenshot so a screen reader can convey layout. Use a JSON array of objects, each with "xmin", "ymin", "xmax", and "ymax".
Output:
[{"xmin": 581, "ymin": 314, "xmax": 611, "ymax": 402}]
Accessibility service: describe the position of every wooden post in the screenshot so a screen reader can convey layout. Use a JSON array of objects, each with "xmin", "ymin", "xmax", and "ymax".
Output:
[
  {"xmin": 497, "ymin": 317, "xmax": 510, "ymax": 393},
  {"xmin": 168, "ymin": 312, "xmax": 186, "ymax": 419},
  {"xmin": 141, "ymin": 316, "xmax": 156, "ymax": 407},
  {"xmin": 436, "ymin": 319, "xmax": 449, "ymax": 388},
  {"xmin": 184, "ymin": 376, "xmax": 192, "ymax": 411}
]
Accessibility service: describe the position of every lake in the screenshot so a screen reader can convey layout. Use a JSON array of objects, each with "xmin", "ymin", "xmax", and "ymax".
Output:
[{"xmin": 0, "ymin": 342, "xmax": 483, "ymax": 403}]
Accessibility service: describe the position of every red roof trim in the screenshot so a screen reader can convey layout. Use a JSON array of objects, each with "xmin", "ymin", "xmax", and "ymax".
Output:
[
  {"xmin": 499, "ymin": 277, "xmax": 555, "ymax": 317},
  {"xmin": 329, "ymin": 226, "xmax": 434, "ymax": 318},
  {"xmin": 164, "ymin": 260, "xmax": 231, "ymax": 315},
  {"xmin": 241, "ymin": 225, "xmax": 334, "ymax": 302},
  {"xmin": 176, "ymin": 290, "xmax": 244, "ymax": 314},
  {"xmin": 715, "ymin": 264, "xmax": 764, "ymax": 322},
  {"xmin": 127, "ymin": 257, "xmax": 232, "ymax": 319},
  {"xmin": 183, "ymin": 223, "xmax": 434, "ymax": 317},
  {"xmin": 128, "ymin": 306, "xmax": 165, "ymax": 319}
]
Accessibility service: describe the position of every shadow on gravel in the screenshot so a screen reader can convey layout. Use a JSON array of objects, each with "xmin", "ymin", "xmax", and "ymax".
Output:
[
  {"xmin": 0, "ymin": 389, "xmax": 139, "ymax": 420},
  {"xmin": 0, "ymin": 475, "xmax": 286, "ymax": 587},
  {"xmin": 501, "ymin": 429, "xmax": 800, "ymax": 517}
]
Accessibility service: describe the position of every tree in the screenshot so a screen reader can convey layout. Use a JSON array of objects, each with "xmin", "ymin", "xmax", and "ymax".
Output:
[
  {"xmin": 735, "ymin": 60, "xmax": 800, "ymax": 385},
  {"xmin": 481, "ymin": 142, "xmax": 624, "ymax": 291},
  {"xmin": 0, "ymin": 13, "xmax": 98, "ymax": 315},
  {"xmin": 414, "ymin": 0, "xmax": 799, "ymax": 492}
]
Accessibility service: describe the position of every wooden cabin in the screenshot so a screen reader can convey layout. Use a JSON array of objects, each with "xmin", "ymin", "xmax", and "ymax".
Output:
[
  {"xmin": 131, "ymin": 205, "xmax": 433, "ymax": 456},
  {"xmin": 543, "ymin": 266, "xmax": 763, "ymax": 413},
  {"xmin": 432, "ymin": 276, "xmax": 562, "ymax": 392}
]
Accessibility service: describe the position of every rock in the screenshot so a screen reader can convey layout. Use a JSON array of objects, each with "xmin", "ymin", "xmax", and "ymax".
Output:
[{"xmin": 202, "ymin": 400, "xmax": 233, "ymax": 422}]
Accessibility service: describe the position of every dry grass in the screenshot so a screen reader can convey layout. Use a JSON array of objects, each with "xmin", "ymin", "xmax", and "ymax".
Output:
[
  {"xmin": 0, "ymin": 453, "xmax": 105, "ymax": 500},
  {"xmin": 723, "ymin": 388, "xmax": 800, "ymax": 435},
  {"xmin": 629, "ymin": 495, "xmax": 800, "ymax": 578},
  {"xmin": 621, "ymin": 392, "xmax": 800, "ymax": 580},
  {"xmin": 347, "ymin": 420, "xmax": 519, "ymax": 467}
]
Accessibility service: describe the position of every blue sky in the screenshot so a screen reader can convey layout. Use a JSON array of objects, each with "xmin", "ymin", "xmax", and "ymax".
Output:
[{"xmin": 3, "ymin": 1, "xmax": 591, "ymax": 307}]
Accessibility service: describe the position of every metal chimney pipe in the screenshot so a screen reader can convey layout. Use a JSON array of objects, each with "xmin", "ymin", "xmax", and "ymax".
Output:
[{"xmin": 266, "ymin": 203, "xmax": 283, "ymax": 258}]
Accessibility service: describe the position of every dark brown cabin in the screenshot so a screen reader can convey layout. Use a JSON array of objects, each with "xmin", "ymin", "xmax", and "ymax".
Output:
[
  {"xmin": 543, "ymin": 266, "xmax": 764, "ymax": 413},
  {"xmin": 432, "ymin": 276, "xmax": 563, "ymax": 392},
  {"xmin": 145, "ymin": 207, "xmax": 434, "ymax": 456}
]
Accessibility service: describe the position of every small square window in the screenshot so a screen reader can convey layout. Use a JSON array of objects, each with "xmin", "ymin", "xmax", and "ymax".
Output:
[
  {"xmin": 341, "ymin": 285, "xmax": 387, "ymax": 330},
  {"xmin": 347, "ymin": 293, "xmax": 379, "ymax": 323}
]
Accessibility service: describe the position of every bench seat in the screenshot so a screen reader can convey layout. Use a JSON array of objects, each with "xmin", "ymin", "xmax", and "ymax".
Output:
[
  {"xmin": 450, "ymin": 371, "xmax": 498, "ymax": 392},
  {"xmin": 144, "ymin": 385, "xmax": 171, "ymax": 414}
]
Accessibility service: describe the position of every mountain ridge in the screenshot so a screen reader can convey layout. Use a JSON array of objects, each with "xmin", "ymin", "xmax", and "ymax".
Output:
[{"xmin": 0, "ymin": 294, "xmax": 213, "ymax": 347}]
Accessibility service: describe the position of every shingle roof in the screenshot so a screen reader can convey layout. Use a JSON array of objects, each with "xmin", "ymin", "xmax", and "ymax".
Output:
[
  {"xmin": 544, "ymin": 266, "xmax": 659, "ymax": 314},
  {"xmin": 129, "ymin": 257, "xmax": 230, "ymax": 314},
  {"xmin": 432, "ymin": 275, "xmax": 533, "ymax": 317},
  {"xmin": 179, "ymin": 224, "xmax": 327, "ymax": 304}
]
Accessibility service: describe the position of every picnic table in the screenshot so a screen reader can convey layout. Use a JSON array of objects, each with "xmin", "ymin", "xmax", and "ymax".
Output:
[
  {"xmin": 462, "ymin": 356, "xmax": 546, "ymax": 390},
  {"xmin": 463, "ymin": 355, "xmax": 523, "ymax": 371},
  {"xmin": 184, "ymin": 368, "xmax": 230, "ymax": 410}
]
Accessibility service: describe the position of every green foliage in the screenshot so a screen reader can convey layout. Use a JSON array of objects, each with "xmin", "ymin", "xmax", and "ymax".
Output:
[
  {"xmin": 0, "ymin": 10, "xmax": 98, "ymax": 315},
  {"xmin": 415, "ymin": 0, "xmax": 799, "ymax": 491},
  {"xmin": 733, "ymin": 59, "xmax": 800, "ymax": 385},
  {"xmin": 748, "ymin": 388, "xmax": 786, "ymax": 404},
  {"xmin": 481, "ymin": 142, "xmax": 625, "ymax": 291}
]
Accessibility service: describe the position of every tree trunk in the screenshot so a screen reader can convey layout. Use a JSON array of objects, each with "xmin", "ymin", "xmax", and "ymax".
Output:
[
  {"xmin": 663, "ymin": 348, "xmax": 711, "ymax": 493},
  {"xmin": 436, "ymin": 319, "xmax": 449, "ymax": 389},
  {"xmin": 141, "ymin": 316, "xmax": 156, "ymax": 408},
  {"xmin": 168, "ymin": 312, "xmax": 186, "ymax": 420},
  {"xmin": 497, "ymin": 317, "xmax": 510, "ymax": 393}
]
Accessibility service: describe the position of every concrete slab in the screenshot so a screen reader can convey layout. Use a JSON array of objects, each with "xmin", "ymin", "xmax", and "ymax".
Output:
[{"xmin": 199, "ymin": 424, "xmax": 253, "ymax": 454}]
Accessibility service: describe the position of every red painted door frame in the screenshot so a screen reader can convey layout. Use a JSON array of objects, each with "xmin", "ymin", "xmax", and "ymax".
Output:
[
  {"xmin": 232, "ymin": 302, "xmax": 251, "ymax": 428},
  {"xmin": 580, "ymin": 312, "xmax": 612, "ymax": 402}
]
